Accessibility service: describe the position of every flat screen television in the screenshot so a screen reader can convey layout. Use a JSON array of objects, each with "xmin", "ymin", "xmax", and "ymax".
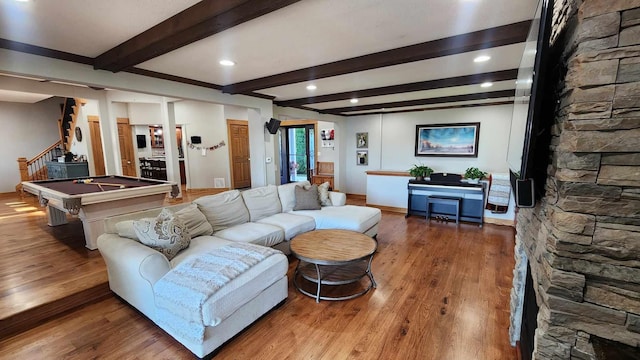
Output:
[
  {"xmin": 506, "ymin": 0, "xmax": 554, "ymax": 207},
  {"xmin": 136, "ymin": 134, "xmax": 147, "ymax": 149}
]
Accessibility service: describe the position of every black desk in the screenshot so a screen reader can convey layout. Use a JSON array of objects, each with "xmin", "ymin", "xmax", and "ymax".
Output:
[{"xmin": 407, "ymin": 179, "xmax": 486, "ymax": 224}]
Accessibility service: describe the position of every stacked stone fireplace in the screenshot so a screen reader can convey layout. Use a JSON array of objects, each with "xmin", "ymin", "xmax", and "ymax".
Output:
[{"xmin": 509, "ymin": 0, "xmax": 640, "ymax": 359}]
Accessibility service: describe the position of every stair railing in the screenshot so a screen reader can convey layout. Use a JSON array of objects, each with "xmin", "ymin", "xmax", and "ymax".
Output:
[{"xmin": 16, "ymin": 140, "xmax": 65, "ymax": 186}]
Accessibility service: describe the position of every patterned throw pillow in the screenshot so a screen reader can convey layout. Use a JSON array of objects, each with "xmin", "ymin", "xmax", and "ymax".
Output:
[
  {"xmin": 317, "ymin": 181, "xmax": 332, "ymax": 206},
  {"xmin": 133, "ymin": 208, "xmax": 190, "ymax": 260},
  {"xmin": 294, "ymin": 184, "xmax": 322, "ymax": 210}
]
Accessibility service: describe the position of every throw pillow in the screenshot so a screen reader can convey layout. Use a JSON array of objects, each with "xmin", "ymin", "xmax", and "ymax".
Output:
[
  {"xmin": 133, "ymin": 208, "xmax": 190, "ymax": 260},
  {"xmin": 294, "ymin": 184, "xmax": 321, "ymax": 210},
  {"xmin": 317, "ymin": 181, "xmax": 333, "ymax": 206},
  {"xmin": 278, "ymin": 181, "xmax": 311, "ymax": 212},
  {"xmin": 174, "ymin": 204, "xmax": 213, "ymax": 238}
]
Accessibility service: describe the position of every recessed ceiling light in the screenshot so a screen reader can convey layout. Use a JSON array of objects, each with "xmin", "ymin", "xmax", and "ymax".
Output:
[
  {"xmin": 350, "ymin": 99, "xmax": 359, "ymax": 104},
  {"xmin": 473, "ymin": 55, "xmax": 491, "ymax": 63},
  {"xmin": 480, "ymin": 82, "xmax": 493, "ymax": 88},
  {"xmin": 219, "ymin": 60, "xmax": 235, "ymax": 66},
  {"xmin": 15, "ymin": 0, "xmax": 30, "ymax": 2},
  {"xmin": 306, "ymin": 84, "xmax": 317, "ymax": 90}
]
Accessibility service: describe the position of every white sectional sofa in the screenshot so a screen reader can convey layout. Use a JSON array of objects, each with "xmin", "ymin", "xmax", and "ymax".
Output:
[{"xmin": 97, "ymin": 181, "xmax": 381, "ymax": 358}]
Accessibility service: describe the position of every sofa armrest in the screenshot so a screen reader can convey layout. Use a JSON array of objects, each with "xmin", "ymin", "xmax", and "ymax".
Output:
[
  {"xmin": 98, "ymin": 234, "xmax": 171, "ymax": 285},
  {"xmin": 328, "ymin": 191, "xmax": 347, "ymax": 206},
  {"xmin": 97, "ymin": 234, "xmax": 171, "ymax": 318}
]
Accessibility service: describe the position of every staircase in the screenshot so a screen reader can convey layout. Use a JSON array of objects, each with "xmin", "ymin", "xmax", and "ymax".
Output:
[{"xmin": 16, "ymin": 98, "xmax": 85, "ymax": 191}]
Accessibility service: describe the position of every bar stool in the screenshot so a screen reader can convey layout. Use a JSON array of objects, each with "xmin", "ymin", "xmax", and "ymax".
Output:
[{"xmin": 426, "ymin": 195, "xmax": 461, "ymax": 224}]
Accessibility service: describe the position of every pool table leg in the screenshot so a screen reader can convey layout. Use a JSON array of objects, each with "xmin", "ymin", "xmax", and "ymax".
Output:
[
  {"xmin": 79, "ymin": 217, "xmax": 103, "ymax": 250},
  {"xmin": 46, "ymin": 206, "xmax": 68, "ymax": 227}
]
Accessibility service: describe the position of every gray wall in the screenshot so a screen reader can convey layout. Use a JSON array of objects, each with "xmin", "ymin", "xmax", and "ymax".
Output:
[{"xmin": 0, "ymin": 97, "xmax": 62, "ymax": 192}]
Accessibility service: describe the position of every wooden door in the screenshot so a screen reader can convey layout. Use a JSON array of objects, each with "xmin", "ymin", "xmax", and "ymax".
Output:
[
  {"xmin": 227, "ymin": 120, "xmax": 251, "ymax": 189},
  {"xmin": 87, "ymin": 116, "xmax": 105, "ymax": 176},
  {"xmin": 117, "ymin": 118, "xmax": 136, "ymax": 177}
]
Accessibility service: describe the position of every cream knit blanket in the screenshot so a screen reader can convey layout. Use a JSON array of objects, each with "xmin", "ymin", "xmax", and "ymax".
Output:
[{"xmin": 153, "ymin": 243, "xmax": 280, "ymax": 344}]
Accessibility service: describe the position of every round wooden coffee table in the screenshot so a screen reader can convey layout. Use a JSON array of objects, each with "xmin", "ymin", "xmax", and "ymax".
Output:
[{"xmin": 290, "ymin": 229, "xmax": 377, "ymax": 302}]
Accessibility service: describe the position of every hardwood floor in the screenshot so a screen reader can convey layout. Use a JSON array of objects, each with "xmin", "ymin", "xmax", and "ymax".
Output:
[{"xmin": 0, "ymin": 190, "xmax": 517, "ymax": 359}]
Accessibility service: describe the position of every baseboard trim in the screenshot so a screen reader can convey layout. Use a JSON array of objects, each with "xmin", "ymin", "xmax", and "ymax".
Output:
[
  {"xmin": 366, "ymin": 204, "xmax": 407, "ymax": 214},
  {"xmin": 484, "ymin": 217, "xmax": 515, "ymax": 227},
  {"xmin": 347, "ymin": 194, "xmax": 366, "ymax": 201}
]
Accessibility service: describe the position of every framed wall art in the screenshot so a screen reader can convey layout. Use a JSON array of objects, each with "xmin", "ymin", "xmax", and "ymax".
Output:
[
  {"xmin": 414, "ymin": 122, "xmax": 480, "ymax": 157},
  {"xmin": 356, "ymin": 150, "xmax": 368, "ymax": 165},
  {"xmin": 356, "ymin": 132, "xmax": 368, "ymax": 148}
]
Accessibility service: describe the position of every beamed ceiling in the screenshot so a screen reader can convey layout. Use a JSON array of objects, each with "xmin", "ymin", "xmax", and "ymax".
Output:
[{"xmin": 0, "ymin": 0, "xmax": 539, "ymax": 115}]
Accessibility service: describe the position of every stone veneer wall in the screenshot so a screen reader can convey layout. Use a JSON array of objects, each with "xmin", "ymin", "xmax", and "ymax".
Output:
[{"xmin": 510, "ymin": 0, "xmax": 640, "ymax": 359}]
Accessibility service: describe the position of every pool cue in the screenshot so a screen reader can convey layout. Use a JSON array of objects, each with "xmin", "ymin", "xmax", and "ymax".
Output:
[
  {"xmin": 97, "ymin": 183, "xmax": 104, "ymax": 191},
  {"xmin": 73, "ymin": 179, "xmax": 126, "ymax": 188}
]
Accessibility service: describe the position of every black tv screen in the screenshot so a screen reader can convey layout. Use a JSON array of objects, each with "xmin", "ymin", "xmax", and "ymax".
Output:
[
  {"xmin": 506, "ymin": 0, "xmax": 554, "ymax": 206},
  {"xmin": 136, "ymin": 134, "xmax": 147, "ymax": 148}
]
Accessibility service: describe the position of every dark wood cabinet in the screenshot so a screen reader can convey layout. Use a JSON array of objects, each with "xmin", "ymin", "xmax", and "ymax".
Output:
[
  {"xmin": 140, "ymin": 158, "xmax": 185, "ymax": 184},
  {"xmin": 149, "ymin": 126, "xmax": 164, "ymax": 148},
  {"xmin": 46, "ymin": 161, "xmax": 89, "ymax": 179}
]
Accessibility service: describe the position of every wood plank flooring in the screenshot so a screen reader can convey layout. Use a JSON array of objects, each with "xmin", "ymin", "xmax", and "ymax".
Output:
[{"xmin": 0, "ymin": 190, "xmax": 517, "ymax": 359}]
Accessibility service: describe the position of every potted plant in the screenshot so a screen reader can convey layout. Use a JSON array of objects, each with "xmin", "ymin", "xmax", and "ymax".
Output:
[
  {"xmin": 409, "ymin": 164, "xmax": 433, "ymax": 181},
  {"xmin": 464, "ymin": 167, "xmax": 487, "ymax": 183}
]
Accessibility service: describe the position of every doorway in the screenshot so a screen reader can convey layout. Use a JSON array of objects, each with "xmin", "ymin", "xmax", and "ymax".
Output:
[
  {"xmin": 87, "ymin": 115, "xmax": 105, "ymax": 176},
  {"xmin": 227, "ymin": 119, "xmax": 251, "ymax": 189},
  {"xmin": 117, "ymin": 118, "xmax": 136, "ymax": 177},
  {"xmin": 280, "ymin": 124, "xmax": 315, "ymax": 184}
]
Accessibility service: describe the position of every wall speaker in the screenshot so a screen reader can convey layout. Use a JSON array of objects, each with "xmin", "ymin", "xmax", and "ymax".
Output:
[
  {"xmin": 265, "ymin": 118, "xmax": 281, "ymax": 134},
  {"xmin": 190, "ymin": 136, "xmax": 202, "ymax": 144},
  {"xmin": 136, "ymin": 134, "xmax": 147, "ymax": 148},
  {"xmin": 515, "ymin": 178, "xmax": 535, "ymax": 208}
]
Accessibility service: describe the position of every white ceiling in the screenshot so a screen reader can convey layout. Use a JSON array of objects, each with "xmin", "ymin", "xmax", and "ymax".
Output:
[{"xmin": 0, "ymin": 0, "xmax": 540, "ymax": 115}]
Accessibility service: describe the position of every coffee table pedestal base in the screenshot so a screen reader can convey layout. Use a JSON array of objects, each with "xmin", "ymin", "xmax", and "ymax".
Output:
[{"xmin": 293, "ymin": 258, "xmax": 376, "ymax": 303}]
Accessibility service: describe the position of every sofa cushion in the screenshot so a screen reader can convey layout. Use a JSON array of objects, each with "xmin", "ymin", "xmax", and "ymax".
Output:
[
  {"xmin": 115, "ymin": 219, "xmax": 148, "ymax": 240},
  {"xmin": 168, "ymin": 236, "xmax": 288, "ymax": 327},
  {"xmin": 278, "ymin": 181, "xmax": 310, "ymax": 212},
  {"xmin": 294, "ymin": 184, "xmax": 321, "ymax": 210},
  {"xmin": 174, "ymin": 204, "xmax": 214, "ymax": 238},
  {"xmin": 317, "ymin": 181, "xmax": 332, "ymax": 206},
  {"xmin": 257, "ymin": 213, "xmax": 316, "ymax": 241},
  {"xmin": 241, "ymin": 185, "xmax": 282, "ymax": 222},
  {"xmin": 193, "ymin": 190, "xmax": 249, "ymax": 231},
  {"xmin": 292, "ymin": 205, "xmax": 382, "ymax": 233},
  {"xmin": 214, "ymin": 222, "xmax": 284, "ymax": 247},
  {"xmin": 133, "ymin": 208, "xmax": 191, "ymax": 260}
]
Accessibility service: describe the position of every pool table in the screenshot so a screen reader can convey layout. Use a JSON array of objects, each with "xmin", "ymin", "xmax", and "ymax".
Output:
[{"xmin": 21, "ymin": 175, "xmax": 179, "ymax": 250}]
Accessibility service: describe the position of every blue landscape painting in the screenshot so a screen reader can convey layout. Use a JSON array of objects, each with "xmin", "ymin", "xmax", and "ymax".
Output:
[{"xmin": 417, "ymin": 124, "xmax": 478, "ymax": 156}]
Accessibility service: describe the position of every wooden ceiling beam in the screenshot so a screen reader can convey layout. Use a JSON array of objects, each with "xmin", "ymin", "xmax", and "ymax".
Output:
[
  {"xmin": 0, "ymin": 38, "xmax": 93, "ymax": 65},
  {"xmin": 343, "ymin": 100, "xmax": 514, "ymax": 116},
  {"xmin": 275, "ymin": 69, "xmax": 518, "ymax": 107},
  {"xmin": 320, "ymin": 89, "xmax": 515, "ymax": 115},
  {"xmin": 223, "ymin": 21, "xmax": 530, "ymax": 94},
  {"xmin": 94, "ymin": 0, "xmax": 301, "ymax": 72}
]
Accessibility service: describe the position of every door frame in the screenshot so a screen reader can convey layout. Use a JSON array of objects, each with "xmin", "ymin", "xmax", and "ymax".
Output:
[
  {"xmin": 87, "ymin": 115, "xmax": 105, "ymax": 176},
  {"xmin": 227, "ymin": 119, "xmax": 250, "ymax": 189},
  {"xmin": 116, "ymin": 117, "xmax": 136, "ymax": 177},
  {"xmin": 279, "ymin": 120, "xmax": 318, "ymax": 184}
]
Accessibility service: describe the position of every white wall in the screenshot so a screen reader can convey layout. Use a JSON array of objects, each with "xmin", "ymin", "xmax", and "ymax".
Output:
[
  {"xmin": 127, "ymin": 103, "xmax": 161, "ymax": 125},
  {"xmin": 345, "ymin": 104, "xmax": 515, "ymax": 195},
  {"xmin": 0, "ymin": 97, "xmax": 62, "ymax": 192},
  {"xmin": 175, "ymin": 101, "xmax": 229, "ymax": 189}
]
